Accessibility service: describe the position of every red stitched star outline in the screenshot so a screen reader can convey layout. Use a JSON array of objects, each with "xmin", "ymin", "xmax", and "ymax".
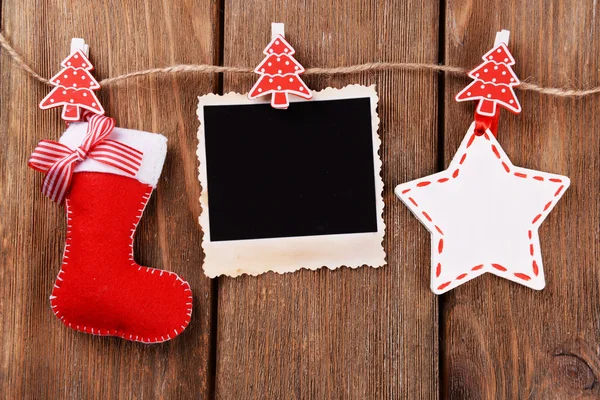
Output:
[{"xmin": 395, "ymin": 123, "xmax": 570, "ymax": 294}]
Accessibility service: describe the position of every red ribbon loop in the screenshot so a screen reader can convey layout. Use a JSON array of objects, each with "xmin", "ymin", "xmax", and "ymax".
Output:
[
  {"xmin": 474, "ymin": 107, "xmax": 500, "ymax": 137},
  {"xmin": 28, "ymin": 114, "xmax": 144, "ymax": 203}
]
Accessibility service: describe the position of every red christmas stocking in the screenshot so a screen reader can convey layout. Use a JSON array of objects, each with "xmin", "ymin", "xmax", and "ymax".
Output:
[{"xmin": 31, "ymin": 120, "xmax": 192, "ymax": 343}]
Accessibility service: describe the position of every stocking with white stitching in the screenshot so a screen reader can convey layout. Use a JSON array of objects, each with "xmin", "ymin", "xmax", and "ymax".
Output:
[{"xmin": 48, "ymin": 123, "xmax": 192, "ymax": 343}]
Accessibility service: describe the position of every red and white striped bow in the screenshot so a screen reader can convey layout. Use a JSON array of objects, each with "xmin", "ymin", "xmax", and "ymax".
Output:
[{"xmin": 28, "ymin": 114, "xmax": 143, "ymax": 203}]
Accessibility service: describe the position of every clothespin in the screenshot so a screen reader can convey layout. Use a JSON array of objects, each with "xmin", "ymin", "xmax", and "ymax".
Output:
[
  {"xmin": 39, "ymin": 37, "xmax": 104, "ymax": 121},
  {"xmin": 271, "ymin": 22, "xmax": 285, "ymax": 39},
  {"xmin": 456, "ymin": 29, "xmax": 521, "ymax": 137},
  {"xmin": 494, "ymin": 30, "xmax": 510, "ymax": 47},
  {"xmin": 247, "ymin": 23, "xmax": 313, "ymax": 109},
  {"xmin": 475, "ymin": 31, "xmax": 509, "ymax": 136},
  {"xmin": 70, "ymin": 38, "xmax": 89, "ymax": 57}
]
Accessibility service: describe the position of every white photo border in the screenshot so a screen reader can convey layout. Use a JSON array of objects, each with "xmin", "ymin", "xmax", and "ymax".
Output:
[{"xmin": 196, "ymin": 84, "xmax": 386, "ymax": 277}]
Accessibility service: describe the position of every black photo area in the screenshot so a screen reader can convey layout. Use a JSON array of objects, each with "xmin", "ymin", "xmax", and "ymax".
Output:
[{"xmin": 203, "ymin": 97, "xmax": 378, "ymax": 241}]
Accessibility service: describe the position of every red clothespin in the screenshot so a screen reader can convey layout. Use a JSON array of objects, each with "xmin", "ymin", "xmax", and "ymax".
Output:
[
  {"xmin": 39, "ymin": 38, "xmax": 105, "ymax": 122},
  {"xmin": 248, "ymin": 23, "xmax": 312, "ymax": 109},
  {"xmin": 455, "ymin": 30, "xmax": 521, "ymax": 136}
]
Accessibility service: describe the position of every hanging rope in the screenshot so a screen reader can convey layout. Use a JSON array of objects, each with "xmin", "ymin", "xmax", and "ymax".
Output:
[{"xmin": 1, "ymin": 32, "xmax": 599, "ymax": 98}]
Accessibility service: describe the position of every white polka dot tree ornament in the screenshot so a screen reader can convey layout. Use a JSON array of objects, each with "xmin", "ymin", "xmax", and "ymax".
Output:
[
  {"xmin": 395, "ymin": 30, "xmax": 570, "ymax": 294},
  {"xmin": 248, "ymin": 23, "xmax": 312, "ymax": 109},
  {"xmin": 39, "ymin": 38, "xmax": 105, "ymax": 121}
]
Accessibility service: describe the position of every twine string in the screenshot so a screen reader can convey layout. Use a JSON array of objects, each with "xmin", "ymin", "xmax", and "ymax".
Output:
[{"xmin": 1, "ymin": 32, "xmax": 599, "ymax": 98}]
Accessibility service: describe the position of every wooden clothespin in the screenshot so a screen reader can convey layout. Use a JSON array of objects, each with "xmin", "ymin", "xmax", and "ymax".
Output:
[
  {"xmin": 478, "ymin": 30, "xmax": 511, "ymax": 136},
  {"xmin": 247, "ymin": 23, "xmax": 313, "ymax": 109},
  {"xmin": 70, "ymin": 38, "xmax": 89, "ymax": 57},
  {"xmin": 39, "ymin": 37, "xmax": 104, "ymax": 121},
  {"xmin": 455, "ymin": 29, "xmax": 521, "ymax": 137},
  {"xmin": 271, "ymin": 22, "xmax": 285, "ymax": 39},
  {"xmin": 494, "ymin": 29, "xmax": 510, "ymax": 47}
]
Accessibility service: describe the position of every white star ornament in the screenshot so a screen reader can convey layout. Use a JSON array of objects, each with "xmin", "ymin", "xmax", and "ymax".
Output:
[{"xmin": 395, "ymin": 123, "xmax": 569, "ymax": 294}]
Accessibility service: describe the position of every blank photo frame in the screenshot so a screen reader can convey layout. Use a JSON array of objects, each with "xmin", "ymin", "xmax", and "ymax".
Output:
[{"xmin": 197, "ymin": 85, "xmax": 386, "ymax": 277}]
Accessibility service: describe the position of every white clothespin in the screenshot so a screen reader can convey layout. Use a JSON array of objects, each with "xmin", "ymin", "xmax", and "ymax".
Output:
[
  {"xmin": 272, "ymin": 23, "xmax": 285, "ymax": 39},
  {"xmin": 70, "ymin": 38, "xmax": 89, "ymax": 57},
  {"xmin": 494, "ymin": 29, "xmax": 510, "ymax": 47}
]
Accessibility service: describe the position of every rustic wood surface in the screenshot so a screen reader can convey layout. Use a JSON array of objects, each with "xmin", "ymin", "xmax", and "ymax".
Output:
[
  {"xmin": 441, "ymin": 1, "xmax": 600, "ymax": 399},
  {"xmin": 1, "ymin": 0, "xmax": 598, "ymax": 399}
]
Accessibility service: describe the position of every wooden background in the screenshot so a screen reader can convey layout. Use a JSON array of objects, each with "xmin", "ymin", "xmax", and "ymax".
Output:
[{"xmin": 1, "ymin": 0, "xmax": 598, "ymax": 398}]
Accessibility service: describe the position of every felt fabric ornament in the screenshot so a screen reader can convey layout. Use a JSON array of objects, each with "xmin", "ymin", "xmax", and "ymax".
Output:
[{"xmin": 28, "ymin": 114, "xmax": 192, "ymax": 343}]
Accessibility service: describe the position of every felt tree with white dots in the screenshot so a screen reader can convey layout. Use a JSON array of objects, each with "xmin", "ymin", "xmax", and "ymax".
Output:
[
  {"xmin": 39, "ymin": 49, "xmax": 105, "ymax": 121},
  {"xmin": 248, "ymin": 34, "xmax": 312, "ymax": 109},
  {"xmin": 456, "ymin": 42, "xmax": 521, "ymax": 117}
]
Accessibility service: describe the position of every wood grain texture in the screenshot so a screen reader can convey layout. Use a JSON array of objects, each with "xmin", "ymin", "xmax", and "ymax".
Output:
[
  {"xmin": 0, "ymin": 0, "xmax": 218, "ymax": 398},
  {"xmin": 442, "ymin": 1, "xmax": 600, "ymax": 399},
  {"xmin": 3, "ymin": 0, "xmax": 598, "ymax": 398},
  {"xmin": 216, "ymin": 1, "xmax": 440, "ymax": 398}
]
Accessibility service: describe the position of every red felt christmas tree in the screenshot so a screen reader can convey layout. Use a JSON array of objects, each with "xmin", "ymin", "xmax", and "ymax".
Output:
[
  {"xmin": 248, "ymin": 34, "xmax": 312, "ymax": 109},
  {"xmin": 456, "ymin": 42, "xmax": 521, "ymax": 117},
  {"xmin": 40, "ymin": 49, "xmax": 105, "ymax": 121}
]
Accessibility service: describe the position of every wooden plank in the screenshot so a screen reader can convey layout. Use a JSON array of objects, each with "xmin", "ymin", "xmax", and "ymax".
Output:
[
  {"xmin": 217, "ymin": 1, "xmax": 440, "ymax": 398},
  {"xmin": 442, "ymin": 3, "xmax": 600, "ymax": 399},
  {"xmin": 0, "ymin": 0, "xmax": 218, "ymax": 398}
]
